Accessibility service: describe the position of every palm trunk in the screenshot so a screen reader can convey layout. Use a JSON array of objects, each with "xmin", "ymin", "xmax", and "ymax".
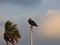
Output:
[
  {"xmin": 6, "ymin": 41, "xmax": 8, "ymax": 45},
  {"xmin": 12, "ymin": 39, "xmax": 15, "ymax": 45}
]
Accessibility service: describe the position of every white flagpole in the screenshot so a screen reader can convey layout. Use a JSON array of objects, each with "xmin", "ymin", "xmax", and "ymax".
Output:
[{"xmin": 30, "ymin": 26, "xmax": 33, "ymax": 45}]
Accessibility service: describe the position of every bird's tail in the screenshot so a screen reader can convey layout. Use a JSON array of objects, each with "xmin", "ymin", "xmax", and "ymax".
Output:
[{"xmin": 36, "ymin": 25, "xmax": 38, "ymax": 27}]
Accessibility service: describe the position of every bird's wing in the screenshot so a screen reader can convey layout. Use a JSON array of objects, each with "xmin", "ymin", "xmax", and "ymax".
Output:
[{"xmin": 30, "ymin": 20, "xmax": 38, "ymax": 26}]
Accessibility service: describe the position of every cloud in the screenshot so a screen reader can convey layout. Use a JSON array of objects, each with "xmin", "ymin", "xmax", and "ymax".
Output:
[
  {"xmin": 39, "ymin": 10, "xmax": 60, "ymax": 39},
  {"xmin": 44, "ymin": 0, "xmax": 54, "ymax": 2},
  {"xmin": 42, "ymin": 0, "xmax": 56, "ymax": 3},
  {"xmin": 0, "ymin": 0, "xmax": 40, "ymax": 6}
]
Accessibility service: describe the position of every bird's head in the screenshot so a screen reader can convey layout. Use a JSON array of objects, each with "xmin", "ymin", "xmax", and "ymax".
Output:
[{"xmin": 29, "ymin": 18, "xmax": 32, "ymax": 20}]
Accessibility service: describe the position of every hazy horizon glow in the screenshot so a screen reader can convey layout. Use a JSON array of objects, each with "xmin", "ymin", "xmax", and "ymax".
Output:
[{"xmin": 40, "ymin": 10, "xmax": 60, "ymax": 39}]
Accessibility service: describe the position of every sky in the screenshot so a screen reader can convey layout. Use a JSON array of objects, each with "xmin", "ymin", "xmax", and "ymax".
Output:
[{"xmin": 0, "ymin": 0, "xmax": 60, "ymax": 45}]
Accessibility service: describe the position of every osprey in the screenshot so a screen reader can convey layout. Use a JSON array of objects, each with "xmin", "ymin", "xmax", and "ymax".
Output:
[{"xmin": 28, "ymin": 18, "xmax": 38, "ymax": 27}]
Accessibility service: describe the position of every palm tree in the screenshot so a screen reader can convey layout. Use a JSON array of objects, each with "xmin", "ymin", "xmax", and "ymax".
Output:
[{"xmin": 4, "ymin": 20, "xmax": 21, "ymax": 45}]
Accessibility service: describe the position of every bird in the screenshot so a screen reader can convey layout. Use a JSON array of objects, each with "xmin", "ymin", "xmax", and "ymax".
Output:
[{"xmin": 28, "ymin": 18, "xmax": 38, "ymax": 27}]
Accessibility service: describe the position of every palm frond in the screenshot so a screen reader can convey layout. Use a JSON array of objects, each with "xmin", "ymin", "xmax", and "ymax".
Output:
[{"xmin": 13, "ymin": 30, "xmax": 21, "ymax": 38}]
